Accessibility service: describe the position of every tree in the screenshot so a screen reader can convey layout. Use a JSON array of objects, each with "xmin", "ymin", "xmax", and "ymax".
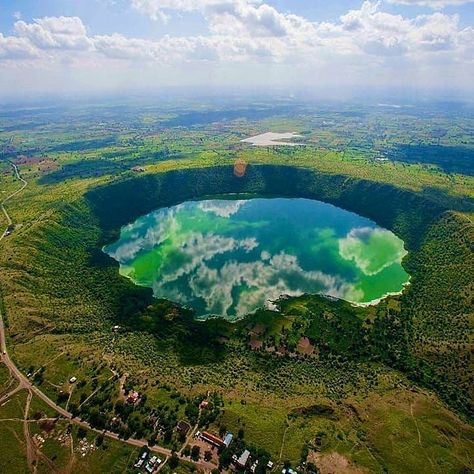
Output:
[
  {"xmin": 219, "ymin": 448, "xmax": 232, "ymax": 468},
  {"xmin": 77, "ymin": 427, "xmax": 87, "ymax": 439},
  {"xmin": 169, "ymin": 453, "xmax": 179, "ymax": 469},
  {"xmin": 56, "ymin": 391, "xmax": 69, "ymax": 405},
  {"xmin": 191, "ymin": 445, "xmax": 201, "ymax": 461},
  {"xmin": 69, "ymin": 403, "xmax": 79, "ymax": 417},
  {"xmin": 185, "ymin": 403, "xmax": 199, "ymax": 424},
  {"xmin": 89, "ymin": 408, "xmax": 107, "ymax": 429}
]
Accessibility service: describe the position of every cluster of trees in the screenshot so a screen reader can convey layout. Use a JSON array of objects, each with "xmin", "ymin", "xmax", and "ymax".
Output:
[{"xmin": 64, "ymin": 370, "xmax": 229, "ymax": 451}]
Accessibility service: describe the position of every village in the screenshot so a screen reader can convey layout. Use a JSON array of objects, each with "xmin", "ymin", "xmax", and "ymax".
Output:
[
  {"xmin": 127, "ymin": 391, "xmax": 250, "ymax": 472},
  {"xmin": 120, "ymin": 391, "xmax": 282, "ymax": 474},
  {"xmin": 131, "ymin": 423, "xmax": 279, "ymax": 474}
]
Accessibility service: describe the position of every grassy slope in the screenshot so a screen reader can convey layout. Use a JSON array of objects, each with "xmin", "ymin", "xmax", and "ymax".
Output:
[
  {"xmin": 400, "ymin": 212, "xmax": 473, "ymax": 409},
  {"xmin": 208, "ymin": 388, "xmax": 474, "ymax": 473}
]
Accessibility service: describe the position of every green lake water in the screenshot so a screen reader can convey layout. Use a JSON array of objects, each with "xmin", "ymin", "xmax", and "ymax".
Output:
[{"xmin": 104, "ymin": 198, "xmax": 410, "ymax": 319}]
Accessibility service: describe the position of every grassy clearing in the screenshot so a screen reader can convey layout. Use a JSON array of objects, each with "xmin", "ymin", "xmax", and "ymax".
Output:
[
  {"xmin": 207, "ymin": 387, "xmax": 474, "ymax": 472},
  {"xmin": 0, "ymin": 420, "xmax": 29, "ymax": 473},
  {"xmin": 0, "ymin": 362, "xmax": 15, "ymax": 397},
  {"xmin": 28, "ymin": 394, "xmax": 60, "ymax": 419},
  {"xmin": 71, "ymin": 424, "xmax": 140, "ymax": 474},
  {"xmin": 39, "ymin": 434, "xmax": 71, "ymax": 470},
  {"xmin": 11, "ymin": 334, "xmax": 115, "ymax": 409},
  {"xmin": 0, "ymin": 388, "xmax": 28, "ymax": 419},
  {"xmin": 358, "ymin": 391, "xmax": 474, "ymax": 474},
  {"xmin": 211, "ymin": 399, "xmax": 288, "ymax": 459},
  {"xmin": 0, "ymin": 390, "xmax": 29, "ymax": 473},
  {"xmin": 161, "ymin": 458, "xmax": 200, "ymax": 474}
]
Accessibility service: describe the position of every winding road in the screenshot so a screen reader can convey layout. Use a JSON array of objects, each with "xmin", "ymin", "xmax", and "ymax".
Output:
[
  {"xmin": 0, "ymin": 161, "xmax": 216, "ymax": 472},
  {"xmin": 1, "ymin": 161, "xmax": 27, "ymax": 241}
]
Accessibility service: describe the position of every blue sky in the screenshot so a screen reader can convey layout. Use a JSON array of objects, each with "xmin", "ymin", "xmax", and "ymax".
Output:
[
  {"xmin": 2, "ymin": 0, "xmax": 473, "ymax": 35},
  {"xmin": 0, "ymin": 0, "xmax": 473, "ymax": 98},
  {"xmin": 2, "ymin": 1, "xmax": 408, "ymax": 32}
]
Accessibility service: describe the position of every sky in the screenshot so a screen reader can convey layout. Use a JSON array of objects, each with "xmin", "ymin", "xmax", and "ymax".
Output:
[{"xmin": 0, "ymin": 0, "xmax": 473, "ymax": 99}]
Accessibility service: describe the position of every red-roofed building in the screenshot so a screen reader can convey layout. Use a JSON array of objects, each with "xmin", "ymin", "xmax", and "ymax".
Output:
[
  {"xmin": 249, "ymin": 339, "xmax": 263, "ymax": 350},
  {"xmin": 127, "ymin": 391, "xmax": 140, "ymax": 404},
  {"xmin": 200, "ymin": 431, "xmax": 224, "ymax": 447}
]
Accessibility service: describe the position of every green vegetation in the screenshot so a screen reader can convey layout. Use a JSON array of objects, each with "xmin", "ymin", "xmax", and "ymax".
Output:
[
  {"xmin": 0, "ymin": 388, "xmax": 142, "ymax": 473},
  {"xmin": 0, "ymin": 99, "xmax": 473, "ymax": 473}
]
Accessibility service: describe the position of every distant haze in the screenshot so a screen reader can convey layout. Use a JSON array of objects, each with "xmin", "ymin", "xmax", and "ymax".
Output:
[{"xmin": 1, "ymin": 1, "xmax": 474, "ymax": 99}]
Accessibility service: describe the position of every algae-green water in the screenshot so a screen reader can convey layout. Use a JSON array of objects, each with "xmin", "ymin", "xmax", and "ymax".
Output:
[{"xmin": 104, "ymin": 198, "xmax": 409, "ymax": 319}]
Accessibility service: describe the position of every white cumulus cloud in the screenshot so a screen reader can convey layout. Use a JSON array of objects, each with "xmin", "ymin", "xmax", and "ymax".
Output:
[
  {"xmin": 338, "ymin": 227, "xmax": 407, "ymax": 276},
  {"xmin": 198, "ymin": 199, "xmax": 247, "ymax": 217},
  {"xmin": 0, "ymin": 1, "xmax": 473, "ymax": 94},
  {"xmin": 0, "ymin": 33, "xmax": 39, "ymax": 59},
  {"xmin": 14, "ymin": 16, "xmax": 92, "ymax": 51},
  {"xmin": 388, "ymin": 0, "xmax": 474, "ymax": 9}
]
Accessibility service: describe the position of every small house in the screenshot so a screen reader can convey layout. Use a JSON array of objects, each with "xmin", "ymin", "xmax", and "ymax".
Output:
[
  {"xmin": 223, "ymin": 432, "xmax": 233, "ymax": 447},
  {"xmin": 237, "ymin": 450, "xmax": 250, "ymax": 468},
  {"xmin": 177, "ymin": 420, "xmax": 191, "ymax": 435},
  {"xmin": 127, "ymin": 391, "xmax": 140, "ymax": 404}
]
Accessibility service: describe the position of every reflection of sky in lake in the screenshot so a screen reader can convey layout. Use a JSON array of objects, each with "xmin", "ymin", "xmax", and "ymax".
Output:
[{"xmin": 104, "ymin": 198, "xmax": 409, "ymax": 319}]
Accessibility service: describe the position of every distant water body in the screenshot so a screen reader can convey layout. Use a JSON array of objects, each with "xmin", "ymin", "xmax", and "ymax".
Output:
[
  {"xmin": 104, "ymin": 198, "xmax": 409, "ymax": 319},
  {"xmin": 241, "ymin": 132, "xmax": 304, "ymax": 146}
]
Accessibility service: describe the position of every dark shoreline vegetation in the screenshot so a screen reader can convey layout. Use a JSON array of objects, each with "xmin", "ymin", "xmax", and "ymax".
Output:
[{"xmin": 1, "ymin": 161, "xmax": 473, "ymax": 471}]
